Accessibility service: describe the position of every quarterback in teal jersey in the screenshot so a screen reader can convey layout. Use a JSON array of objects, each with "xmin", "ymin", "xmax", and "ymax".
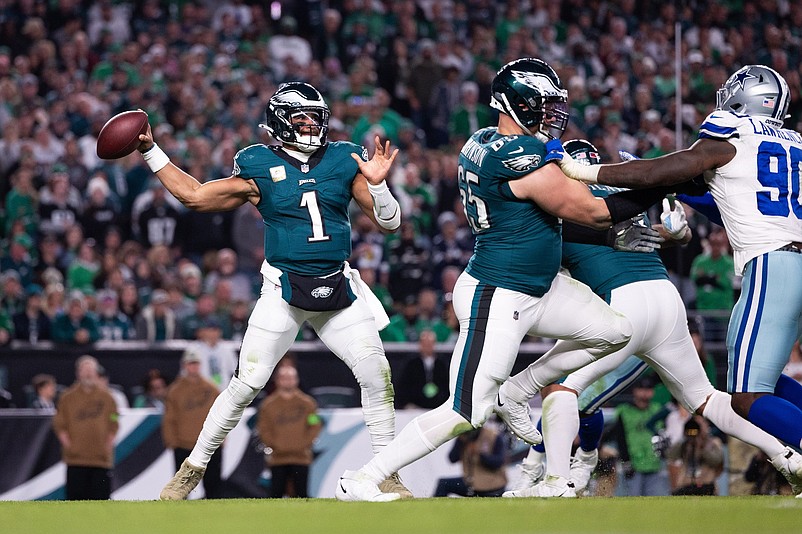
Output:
[
  {"xmin": 505, "ymin": 140, "xmax": 802, "ymax": 498},
  {"xmin": 135, "ymin": 82, "xmax": 411, "ymax": 500},
  {"xmin": 335, "ymin": 58, "xmax": 678, "ymax": 501}
]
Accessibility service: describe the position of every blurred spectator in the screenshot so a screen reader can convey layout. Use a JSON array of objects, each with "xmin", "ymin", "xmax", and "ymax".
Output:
[
  {"xmin": 745, "ymin": 450, "xmax": 793, "ymax": 496},
  {"xmin": 132, "ymin": 369, "xmax": 168, "ymax": 411},
  {"xmin": 268, "ymin": 16, "xmax": 312, "ymax": 82},
  {"xmin": 449, "ymin": 81, "xmax": 494, "ymax": 146},
  {"xmin": 66, "ymin": 238, "xmax": 100, "ymax": 294},
  {"xmin": 203, "ymin": 248, "xmax": 252, "ymax": 303},
  {"xmin": 183, "ymin": 317, "xmax": 236, "ymax": 391},
  {"xmin": 12, "ymin": 283, "xmax": 51, "ymax": 343},
  {"xmin": 33, "ymin": 234, "xmax": 63, "ymax": 286},
  {"xmin": 178, "ymin": 263, "xmax": 204, "ymax": 302},
  {"xmin": 96, "ymin": 289, "xmax": 134, "ymax": 341},
  {"xmin": 4, "ymin": 167, "xmax": 38, "ymax": 237},
  {"xmin": 162, "ymin": 350, "xmax": 223, "ymax": 498},
  {"xmin": 98, "ymin": 364, "xmax": 130, "ymax": 410},
  {"xmin": 431, "ymin": 211, "xmax": 473, "ymax": 291},
  {"xmin": 31, "ymin": 373, "xmax": 58, "ymax": 411},
  {"xmin": 257, "ymin": 362, "xmax": 322, "ymax": 498},
  {"xmin": 1, "ymin": 234, "xmax": 35, "ymax": 287},
  {"xmin": 228, "ymin": 299, "xmax": 250, "ymax": 342},
  {"xmin": 231, "ymin": 203, "xmax": 265, "ymax": 275},
  {"xmin": 181, "ymin": 293, "xmax": 226, "ymax": 340},
  {"xmin": 382, "ymin": 295, "xmax": 420, "ymax": 343},
  {"xmin": 53, "ymin": 355, "xmax": 118, "ymax": 501},
  {"xmin": 690, "ymin": 227, "xmax": 735, "ymax": 341},
  {"xmin": 38, "ymin": 167, "xmax": 83, "ymax": 236},
  {"xmin": 134, "ymin": 289, "xmax": 177, "ymax": 341},
  {"xmin": 52, "ymin": 290, "xmax": 100, "ymax": 345},
  {"xmin": 81, "ymin": 175, "xmax": 123, "ymax": 243},
  {"xmin": 608, "ymin": 376, "xmax": 669, "ymax": 496},
  {"xmin": 132, "ymin": 182, "xmax": 182, "ymax": 248},
  {"xmin": 0, "ymin": 308, "xmax": 11, "ymax": 347},
  {"xmin": 117, "ymin": 280, "xmax": 141, "ymax": 325},
  {"xmin": 395, "ymin": 329, "xmax": 449, "ymax": 410},
  {"xmin": 434, "ymin": 419, "xmax": 508, "ymax": 497},
  {"xmin": 0, "ymin": 269, "xmax": 26, "ymax": 316},
  {"xmin": 386, "ymin": 221, "xmax": 431, "ymax": 303},
  {"xmin": 667, "ymin": 415, "xmax": 724, "ymax": 495},
  {"xmin": 350, "ymin": 88, "xmax": 404, "ymax": 147}
]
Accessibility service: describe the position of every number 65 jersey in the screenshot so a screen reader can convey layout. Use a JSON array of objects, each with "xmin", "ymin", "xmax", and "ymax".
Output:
[
  {"xmin": 233, "ymin": 141, "xmax": 367, "ymax": 276},
  {"xmin": 699, "ymin": 110, "xmax": 802, "ymax": 274},
  {"xmin": 458, "ymin": 127, "xmax": 560, "ymax": 297}
]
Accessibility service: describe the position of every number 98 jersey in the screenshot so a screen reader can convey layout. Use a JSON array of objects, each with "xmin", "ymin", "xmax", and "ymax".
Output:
[
  {"xmin": 233, "ymin": 141, "xmax": 366, "ymax": 276},
  {"xmin": 699, "ymin": 111, "xmax": 802, "ymax": 274},
  {"xmin": 458, "ymin": 127, "xmax": 561, "ymax": 297}
]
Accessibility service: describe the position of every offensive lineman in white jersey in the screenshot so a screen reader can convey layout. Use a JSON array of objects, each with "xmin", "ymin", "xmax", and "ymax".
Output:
[{"xmin": 551, "ymin": 65, "xmax": 802, "ymax": 491}]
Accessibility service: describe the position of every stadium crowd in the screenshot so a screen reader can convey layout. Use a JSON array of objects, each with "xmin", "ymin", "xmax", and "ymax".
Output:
[{"xmin": 6, "ymin": 0, "xmax": 802, "ymax": 350}]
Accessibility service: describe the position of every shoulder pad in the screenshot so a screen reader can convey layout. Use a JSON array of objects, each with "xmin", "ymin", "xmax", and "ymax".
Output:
[
  {"xmin": 329, "ymin": 140, "xmax": 368, "ymax": 162},
  {"xmin": 490, "ymin": 135, "xmax": 547, "ymax": 174},
  {"xmin": 698, "ymin": 111, "xmax": 743, "ymax": 140},
  {"xmin": 232, "ymin": 144, "xmax": 270, "ymax": 179}
]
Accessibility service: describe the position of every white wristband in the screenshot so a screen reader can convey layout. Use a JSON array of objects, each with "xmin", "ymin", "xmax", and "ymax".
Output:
[
  {"xmin": 141, "ymin": 143, "xmax": 171, "ymax": 173},
  {"xmin": 559, "ymin": 155, "xmax": 601, "ymax": 183},
  {"xmin": 367, "ymin": 181, "xmax": 401, "ymax": 230}
]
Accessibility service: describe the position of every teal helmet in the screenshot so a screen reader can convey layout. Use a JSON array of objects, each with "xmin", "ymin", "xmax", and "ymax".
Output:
[{"xmin": 490, "ymin": 58, "xmax": 569, "ymax": 140}]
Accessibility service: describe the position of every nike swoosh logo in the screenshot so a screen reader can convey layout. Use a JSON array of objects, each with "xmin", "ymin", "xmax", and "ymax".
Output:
[
  {"xmin": 509, "ymin": 147, "xmax": 524, "ymax": 154},
  {"xmin": 496, "ymin": 391, "xmax": 504, "ymax": 407},
  {"xmin": 339, "ymin": 479, "xmax": 347, "ymax": 494}
]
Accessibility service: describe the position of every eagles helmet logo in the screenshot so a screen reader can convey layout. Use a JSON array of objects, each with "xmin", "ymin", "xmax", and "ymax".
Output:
[
  {"xmin": 503, "ymin": 153, "xmax": 541, "ymax": 172},
  {"xmin": 311, "ymin": 286, "xmax": 334, "ymax": 299},
  {"xmin": 510, "ymin": 70, "xmax": 566, "ymax": 98}
]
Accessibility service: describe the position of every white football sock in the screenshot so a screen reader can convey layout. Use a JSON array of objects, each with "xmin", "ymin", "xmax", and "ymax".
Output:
[
  {"xmin": 701, "ymin": 390, "xmax": 785, "ymax": 458},
  {"xmin": 542, "ymin": 391, "xmax": 580, "ymax": 480},
  {"xmin": 188, "ymin": 376, "xmax": 260, "ymax": 468},
  {"xmin": 361, "ymin": 404, "xmax": 471, "ymax": 483}
]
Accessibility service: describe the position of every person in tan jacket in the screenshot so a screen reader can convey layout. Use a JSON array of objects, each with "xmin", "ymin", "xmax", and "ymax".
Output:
[
  {"xmin": 434, "ymin": 419, "xmax": 508, "ymax": 497},
  {"xmin": 53, "ymin": 355, "xmax": 119, "ymax": 500},
  {"xmin": 162, "ymin": 350, "xmax": 222, "ymax": 498},
  {"xmin": 257, "ymin": 364, "xmax": 322, "ymax": 498}
]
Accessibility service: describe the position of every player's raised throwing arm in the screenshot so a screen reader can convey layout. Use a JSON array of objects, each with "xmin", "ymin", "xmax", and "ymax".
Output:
[{"xmin": 137, "ymin": 122, "xmax": 260, "ymax": 212}]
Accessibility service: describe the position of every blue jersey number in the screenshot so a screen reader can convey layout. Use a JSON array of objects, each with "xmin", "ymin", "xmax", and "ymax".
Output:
[
  {"xmin": 756, "ymin": 141, "xmax": 802, "ymax": 218},
  {"xmin": 458, "ymin": 165, "xmax": 490, "ymax": 232}
]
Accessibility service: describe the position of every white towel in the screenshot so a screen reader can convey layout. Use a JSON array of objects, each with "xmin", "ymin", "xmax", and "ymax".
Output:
[{"xmin": 342, "ymin": 261, "xmax": 391, "ymax": 331}]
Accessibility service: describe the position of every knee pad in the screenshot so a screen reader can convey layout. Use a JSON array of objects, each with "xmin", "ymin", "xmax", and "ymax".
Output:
[
  {"xmin": 227, "ymin": 375, "xmax": 261, "ymax": 406},
  {"xmin": 351, "ymin": 352, "xmax": 394, "ymax": 395}
]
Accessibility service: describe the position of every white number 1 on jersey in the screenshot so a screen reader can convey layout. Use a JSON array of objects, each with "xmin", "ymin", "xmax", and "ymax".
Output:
[{"xmin": 300, "ymin": 191, "xmax": 332, "ymax": 242}]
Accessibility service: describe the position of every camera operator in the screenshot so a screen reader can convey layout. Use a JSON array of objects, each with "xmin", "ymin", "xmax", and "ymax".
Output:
[{"xmin": 667, "ymin": 415, "xmax": 724, "ymax": 495}]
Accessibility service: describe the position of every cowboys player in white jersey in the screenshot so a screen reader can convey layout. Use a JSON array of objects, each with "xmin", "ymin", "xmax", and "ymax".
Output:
[
  {"xmin": 135, "ymin": 82, "xmax": 412, "ymax": 499},
  {"xmin": 335, "ymin": 58, "xmax": 683, "ymax": 502},
  {"xmin": 502, "ymin": 139, "xmax": 802, "ymax": 498},
  {"xmin": 552, "ymin": 65, "xmax": 802, "ymax": 495}
]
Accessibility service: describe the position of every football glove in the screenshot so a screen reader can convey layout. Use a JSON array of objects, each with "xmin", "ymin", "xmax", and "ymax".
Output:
[
  {"xmin": 660, "ymin": 196, "xmax": 689, "ymax": 240},
  {"xmin": 546, "ymin": 139, "xmax": 601, "ymax": 183},
  {"xmin": 609, "ymin": 217, "xmax": 664, "ymax": 253}
]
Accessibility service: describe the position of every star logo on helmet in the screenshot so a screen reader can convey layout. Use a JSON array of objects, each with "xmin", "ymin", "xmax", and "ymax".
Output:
[{"xmin": 732, "ymin": 68, "xmax": 757, "ymax": 91}]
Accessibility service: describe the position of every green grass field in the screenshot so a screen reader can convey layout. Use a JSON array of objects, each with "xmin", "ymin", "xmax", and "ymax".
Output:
[{"xmin": 2, "ymin": 497, "xmax": 800, "ymax": 534}]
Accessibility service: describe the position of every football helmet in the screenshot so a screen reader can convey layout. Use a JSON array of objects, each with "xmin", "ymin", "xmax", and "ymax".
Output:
[
  {"xmin": 490, "ymin": 58, "xmax": 569, "ymax": 140},
  {"xmin": 716, "ymin": 65, "xmax": 790, "ymax": 127},
  {"xmin": 563, "ymin": 139, "xmax": 602, "ymax": 166},
  {"xmin": 260, "ymin": 82, "xmax": 330, "ymax": 152}
]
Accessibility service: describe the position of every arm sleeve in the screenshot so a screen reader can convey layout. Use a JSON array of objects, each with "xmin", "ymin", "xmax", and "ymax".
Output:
[
  {"xmin": 603, "ymin": 186, "xmax": 674, "ymax": 224},
  {"xmin": 562, "ymin": 221, "xmax": 615, "ymax": 247}
]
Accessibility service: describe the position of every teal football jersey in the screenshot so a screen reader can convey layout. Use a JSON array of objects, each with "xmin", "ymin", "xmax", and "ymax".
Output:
[
  {"xmin": 233, "ymin": 141, "xmax": 367, "ymax": 276},
  {"xmin": 458, "ymin": 127, "xmax": 561, "ymax": 297},
  {"xmin": 562, "ymin": 185, "xmax": 668, "ymax": 298}
]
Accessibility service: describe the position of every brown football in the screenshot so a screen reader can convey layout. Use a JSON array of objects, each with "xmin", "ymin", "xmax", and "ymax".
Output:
[{"xmin": 96, "ymin": 110, "xmax": 149, "ymax": 160}]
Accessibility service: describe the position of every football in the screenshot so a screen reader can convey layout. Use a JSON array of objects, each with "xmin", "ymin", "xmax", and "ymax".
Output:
[{"xmin": 96, "ymin": 110, "xmax": 149, "ymax": 160}]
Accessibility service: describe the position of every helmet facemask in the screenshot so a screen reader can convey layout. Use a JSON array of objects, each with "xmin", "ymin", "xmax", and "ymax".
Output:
[{"xmin": 260, "ymin": 82, "xmax": 331, "ymax": 153}]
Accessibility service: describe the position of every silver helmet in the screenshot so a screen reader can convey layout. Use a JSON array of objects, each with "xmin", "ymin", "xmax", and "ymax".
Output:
[{"xmin": 716, "ymin": 65, "xmax": 790, "ymax": 127}]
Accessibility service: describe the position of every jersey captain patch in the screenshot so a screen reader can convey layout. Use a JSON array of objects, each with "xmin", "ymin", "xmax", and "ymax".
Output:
[{"xmin": 502, "ymin": 153, "xmax": 542, "ymax": 172}]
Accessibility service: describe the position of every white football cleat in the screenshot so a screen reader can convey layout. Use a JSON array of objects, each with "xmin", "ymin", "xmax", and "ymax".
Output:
[
  {"xmin": 509, "ymin": 458, "xmax": 545, "ymax": 492},
  {"xmin": 769, "ymin": 447, "xmax": 802, "ymax": 497},
  {"xmin": 336, "ymin": 470, "xmax": 401, "ymax": 502},
  {"xmin": 494, "ymin": 385, "xmax": 542, "ymax": 445},
  {"xmin": 569, "ymin": 448, "xmax": 599, "ymax": 493},
  {"xmin": 503, "ymin": 475, "xmax": 576, "ymax": 498}
]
